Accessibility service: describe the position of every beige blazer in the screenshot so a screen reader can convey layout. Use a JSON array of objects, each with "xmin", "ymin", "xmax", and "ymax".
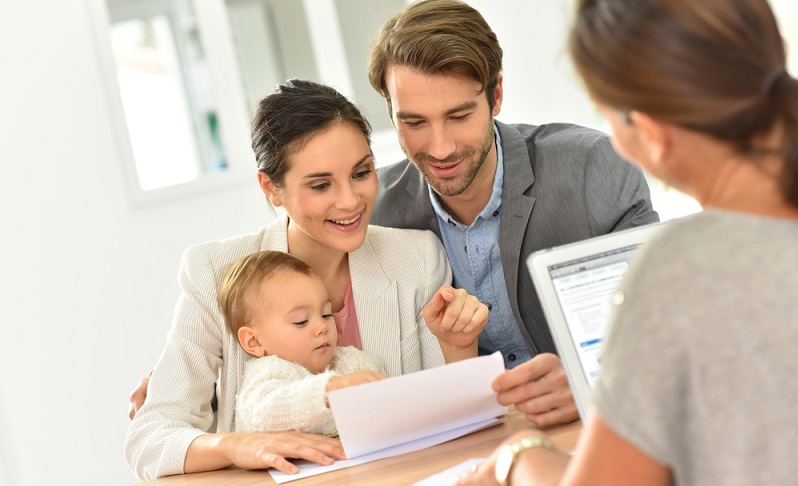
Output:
[{"xmin": 126, "ymin": 215, "xmax": 450, "ymax": 480}]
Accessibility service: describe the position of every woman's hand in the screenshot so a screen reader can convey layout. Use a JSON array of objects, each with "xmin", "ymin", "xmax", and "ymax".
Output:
[
  {"xmin": 454, "ymin": 430, "xmax": 561, "ymax": 486},
  {"xmin": 327, "ymin": 371, "xmax": 386, "ymax": 393},
  {"xmin": 128, "ymin": 370, "xmax": 152, "ymax": 420},
  {"xmin": 424, "ymin": 285, "xmax": 489, "ymax": 361},
  {"xmin": 186, "ymin": 430, "xmax": 346, "ymax": 475}
]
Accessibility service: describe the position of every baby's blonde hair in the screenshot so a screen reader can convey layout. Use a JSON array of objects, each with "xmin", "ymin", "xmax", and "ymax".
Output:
[{"xmin": 217, "ymin": 251, "xmax": 314, "ymax": 338}]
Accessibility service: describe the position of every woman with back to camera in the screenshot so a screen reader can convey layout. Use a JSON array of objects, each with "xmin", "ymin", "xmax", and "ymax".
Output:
[
  {"xmin": 125, "ymin": 79, "xmax": 488, "ymax": 480},
  {"xmin": 458, "ymin": 0, "xmax": 798, "ymax": 484}
]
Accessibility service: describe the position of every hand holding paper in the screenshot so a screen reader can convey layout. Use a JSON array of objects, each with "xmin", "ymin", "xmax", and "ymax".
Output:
[
  {"xmin": 270, "ymin": 352, "xmax": 507, "ymax": 483},
  {"xmin": 329, "ymin": 351, "xmax": 507, "ymax": 458}
]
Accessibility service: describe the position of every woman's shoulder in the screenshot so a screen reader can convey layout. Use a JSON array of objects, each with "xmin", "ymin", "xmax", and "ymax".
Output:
[
  {"xmin": 180, "ymin": 218, "xmax": 287, "ymax": 268},
  {"xmin": 365, "ymin": 224, "xmax": 442, "ymax": 250},
  {"xmin": 645, "ymin": 210, "xmax": 797, "ymax": 258}
]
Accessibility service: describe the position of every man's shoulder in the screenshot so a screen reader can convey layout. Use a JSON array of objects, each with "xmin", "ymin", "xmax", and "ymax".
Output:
[
  {"xmin": 501, "ymin": 121, "xmax": 610, "ymax": 153},
  {"xmin": 376, "ymin": 158, "xmax": 420, "ymax": 189}
]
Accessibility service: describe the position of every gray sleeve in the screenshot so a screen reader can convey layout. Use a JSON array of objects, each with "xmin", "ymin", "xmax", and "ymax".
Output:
[
  {"xmin": 592, "ymin": 238, "xmax": 690, "ymax": 468},
  {"xmin": 584, "ymin": 137, "xmax": 660, "ymax": 234}
]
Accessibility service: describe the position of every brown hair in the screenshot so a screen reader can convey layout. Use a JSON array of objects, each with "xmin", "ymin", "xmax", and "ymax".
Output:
[
  {"xmin": 368, "ymin": 0, "xmax": 503, "ymax": 112},
  {"xmin": 218, "ymin": 251, "xmax": 315, "ymax": 338},
  {"xmin": 569, "ymin": 0, "xmax": 798, "ymax": 206},
  {"xmin": 251, "ymin": 79, "xmax": 372, "ymax": 188}
]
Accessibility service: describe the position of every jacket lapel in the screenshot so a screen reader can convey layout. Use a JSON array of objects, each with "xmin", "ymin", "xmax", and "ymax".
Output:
[
  {"xmin": 348, "ymin": 234, "xmax": 402, "ymax": 377},
  {"xmin": 496, "ymin": 121, "xmax": 536, "ymax": 325}
]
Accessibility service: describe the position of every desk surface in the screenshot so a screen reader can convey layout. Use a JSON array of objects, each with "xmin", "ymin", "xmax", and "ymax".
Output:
[{"xmin": 137, "ymin": 411, "xmax": 581, "ymax": 486}]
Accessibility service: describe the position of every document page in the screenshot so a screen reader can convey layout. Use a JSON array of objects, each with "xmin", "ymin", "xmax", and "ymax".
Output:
[
  {"xmin": 329, "ymin": 351, "xmax": 507, "ymax": 458},
  {"xmin": 270, "ymin": 352, "xmax": 507, "ymax": 483}
]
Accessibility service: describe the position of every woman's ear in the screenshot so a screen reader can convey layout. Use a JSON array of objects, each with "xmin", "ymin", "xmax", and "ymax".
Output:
[
  {"xmin": 630, "ymin": 112, "xmax": 670, "ymax": 167},
  {"xmin": 238, "ymin": 326, "xmax": 267, "ymax": 357},
  {"xmin": 257, "ymin": 172, "xmax": 283, "ymax": 207}
]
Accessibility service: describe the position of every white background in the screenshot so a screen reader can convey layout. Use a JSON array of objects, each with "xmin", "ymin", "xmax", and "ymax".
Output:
[{"xmin": 1, "ymin": 1, "xmax": 795, "ymax": 484}]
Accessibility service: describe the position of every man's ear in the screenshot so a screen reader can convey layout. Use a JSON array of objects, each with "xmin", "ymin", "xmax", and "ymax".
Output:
[
  {"xmin": 257, "ymin": 172, "xmax": 283, "ymax": 207},
  {"xmin": 238, "ymin": 326, "xmax": 267, "ymax": 357},
  {"xmin": 491, "ymin": 75, "xmax": 504, "ymax": 117},
  {"xmin": 630, "ymin": 112, "xmax": 670, "ymax": 167}
]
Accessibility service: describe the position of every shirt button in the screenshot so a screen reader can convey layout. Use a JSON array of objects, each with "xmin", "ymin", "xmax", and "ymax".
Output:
[
  {"xmin": 486, "ymin": 303, "xmax": 493, "ymax": 311},
  {"xmin": 508, "ymin": 353, "xmax": 516, "ymax": 361},
  {"xmin": 493, "ymin": 210, "xmax": 499, "ymax": 217}
]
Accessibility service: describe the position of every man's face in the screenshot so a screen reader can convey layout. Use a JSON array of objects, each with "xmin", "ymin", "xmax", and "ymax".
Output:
[{"xmin": 385, "ymin": 65, "xmax": 503, "ymax": 199}]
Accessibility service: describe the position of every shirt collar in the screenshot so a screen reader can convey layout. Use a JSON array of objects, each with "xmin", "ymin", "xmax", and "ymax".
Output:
[{"xmin": 428, "ymin": 123, "xmax": 504, "ymax": 227}]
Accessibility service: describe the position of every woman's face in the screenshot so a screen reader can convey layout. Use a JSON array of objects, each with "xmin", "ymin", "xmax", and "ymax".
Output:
[
  {"xmin": 597, "ymin": 104, "xmax": 667, "ymax": 182},
  {"xmin": 266, "ymin": 122, "xmax": 377, "ymax": 254}
]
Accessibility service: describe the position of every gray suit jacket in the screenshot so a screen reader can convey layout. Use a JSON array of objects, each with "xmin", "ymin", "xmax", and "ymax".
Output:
[{"xmin": 372, "ymin": 121, "xmax": 659, "ymax": 356}]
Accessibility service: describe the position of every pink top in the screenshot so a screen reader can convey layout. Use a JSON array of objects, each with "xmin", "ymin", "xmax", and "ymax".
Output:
[{"xmin": 333, "ymin": 278, "xmax": 362, "ymax": 349}]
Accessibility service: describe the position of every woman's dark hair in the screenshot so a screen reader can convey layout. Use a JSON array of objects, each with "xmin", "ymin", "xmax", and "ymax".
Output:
[
  {"xmin": 569, "ymin": 0, "xmax": 798, "ymax": 206},
  {"xmin": 251, "ymin": 79, "xmax": 372, "ymax": 187}
]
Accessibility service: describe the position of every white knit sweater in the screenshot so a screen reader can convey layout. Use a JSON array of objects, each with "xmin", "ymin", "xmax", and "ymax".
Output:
[{"xmin": 235, "ymin": 346, "xmax": 385, "ymax": 436}]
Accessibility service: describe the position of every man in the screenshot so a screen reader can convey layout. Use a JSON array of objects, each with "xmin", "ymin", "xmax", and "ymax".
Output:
[{"xmin": 367, "ymin": 0, "xmax": 658, "ymax": 426}]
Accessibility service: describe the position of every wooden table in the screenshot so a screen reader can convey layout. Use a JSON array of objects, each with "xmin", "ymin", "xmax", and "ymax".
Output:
[{"xmin": 137, "ymin": 410, "xmax": 581, "ymax": 485}]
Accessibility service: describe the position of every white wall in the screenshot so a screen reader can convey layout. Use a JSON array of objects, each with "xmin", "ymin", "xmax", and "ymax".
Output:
[
  {"xmin": 3, "ymin": 1, "xmax": 795, "ymax": 485},
  {"xmin": 1, "ymin": 3, "xmax": 270, "ymax": 485}
]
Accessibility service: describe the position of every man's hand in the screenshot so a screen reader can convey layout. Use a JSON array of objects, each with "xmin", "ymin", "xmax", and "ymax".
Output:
[
  {"xmin": 492, "ymin": 353, "xmax": 579, "ymax": 427},
  {"xmin": 424, "ymin": 285, "xmax": 489, "ymax": 355},
  {"xmin": 128, "ymin": 370, "xmax": 152, "ymax": 420}
]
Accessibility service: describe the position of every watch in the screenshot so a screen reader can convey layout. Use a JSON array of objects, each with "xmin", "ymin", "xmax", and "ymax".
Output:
[{"xmin": 494, "ymin": 436, "xmax": 554, "ymax": 486}]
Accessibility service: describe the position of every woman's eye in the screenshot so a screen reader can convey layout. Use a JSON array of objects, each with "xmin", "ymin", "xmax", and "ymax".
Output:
[
  {"xmin": 311, "ymin": 182, "xmax": 330, "ymax": 192},
  {"xmin": 353, "ymin": 169, "xmax": 372, "ymax": 180}
]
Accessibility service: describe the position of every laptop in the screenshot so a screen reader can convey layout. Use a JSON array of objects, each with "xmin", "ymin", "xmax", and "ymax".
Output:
[{"xmin": 526, "ymin": 220, "xmax": 672, "ymax": 421}]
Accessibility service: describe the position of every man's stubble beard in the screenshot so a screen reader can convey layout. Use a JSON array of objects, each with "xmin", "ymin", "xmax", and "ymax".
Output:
[{"xmin": 408, "ymin": 120, "xmax": 495, "ymax": 198}]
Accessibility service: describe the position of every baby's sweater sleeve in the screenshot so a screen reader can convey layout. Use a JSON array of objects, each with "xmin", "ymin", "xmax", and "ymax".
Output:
[{"xmin": 235, "ymin": 356, "xmax": 337, "ymax": 436}]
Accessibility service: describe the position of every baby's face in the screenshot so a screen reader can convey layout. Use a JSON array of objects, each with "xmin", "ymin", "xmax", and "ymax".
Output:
[{"xmin": 249, "ymin": 270, "xmax": 337, "ymax": 373}]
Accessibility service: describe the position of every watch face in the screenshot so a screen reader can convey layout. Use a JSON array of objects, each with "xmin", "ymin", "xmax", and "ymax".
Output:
[{"xmin": 494, "ymin": 445, "xmax": 514, "ymax": 484}]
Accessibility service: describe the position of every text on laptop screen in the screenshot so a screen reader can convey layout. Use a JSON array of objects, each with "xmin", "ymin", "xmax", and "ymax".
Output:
[{"xmin": 547, "ymin": 244, "xmax": 642, "ymax": 387}]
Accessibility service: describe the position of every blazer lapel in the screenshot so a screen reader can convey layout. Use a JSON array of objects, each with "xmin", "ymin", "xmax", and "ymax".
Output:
[
  {"xmin": 395, "ymin": 169, "xmax": 443, "ymax": 240},
  {"xmin": 348, "ymin": 234, "xmax": 402, "ymax": 376},
  {"xmin": 496, "ymin": 122, "xmax": 536, "ymax": 324},
  {"xmin": 260, "ymin": 213, "xmax": 290, "ymax": 252}
]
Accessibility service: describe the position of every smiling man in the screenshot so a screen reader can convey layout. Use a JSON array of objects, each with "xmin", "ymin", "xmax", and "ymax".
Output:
[{"xmin": 368, "ymin": 0, "xmax": 659, "ymax": 427}]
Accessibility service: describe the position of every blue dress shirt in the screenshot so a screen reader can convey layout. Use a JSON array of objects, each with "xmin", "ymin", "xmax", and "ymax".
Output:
[{"xmin": 428, "ymin": 125, "xmax": 532, "ymax": 369}]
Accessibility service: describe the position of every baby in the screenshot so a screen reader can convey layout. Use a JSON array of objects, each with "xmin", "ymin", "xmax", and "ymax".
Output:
[{"xmin": 218, "ymin": 250, "xmax": 385, "ymax": 436}]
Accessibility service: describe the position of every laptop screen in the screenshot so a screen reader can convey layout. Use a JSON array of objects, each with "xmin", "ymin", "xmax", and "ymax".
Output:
[
  {"xmin": 546, "ymin": 244, "xmax": 642, "ymax": 387},
  {"xmin": 528, "ymin": 219, "xmax": 674, "ymax": 421}
]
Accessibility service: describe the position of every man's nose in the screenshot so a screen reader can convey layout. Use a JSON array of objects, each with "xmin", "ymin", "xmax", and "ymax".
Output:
[{"xmin": 426, "ymin": 125, "xmax": 456, "ymax": 161}]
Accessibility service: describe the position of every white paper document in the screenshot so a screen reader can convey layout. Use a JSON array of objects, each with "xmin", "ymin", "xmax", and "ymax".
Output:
[{"xmin": 269, "ymin": 352, "xmax": 507, "ymax": 483}]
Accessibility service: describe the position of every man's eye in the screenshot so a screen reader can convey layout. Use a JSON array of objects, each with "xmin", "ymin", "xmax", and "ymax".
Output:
[
  {"xmin": 404, "ymin": 120, "xmax": 423, "ymax": 128},
  {"xmin": 452, "ymin": 114, "xmax": 470, "ymax": 122}
]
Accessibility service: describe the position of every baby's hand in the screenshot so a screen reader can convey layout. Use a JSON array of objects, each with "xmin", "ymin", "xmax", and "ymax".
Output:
[{"xmin": 326, "ymin": 371, "xmax": 386, "ymax": 393}]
